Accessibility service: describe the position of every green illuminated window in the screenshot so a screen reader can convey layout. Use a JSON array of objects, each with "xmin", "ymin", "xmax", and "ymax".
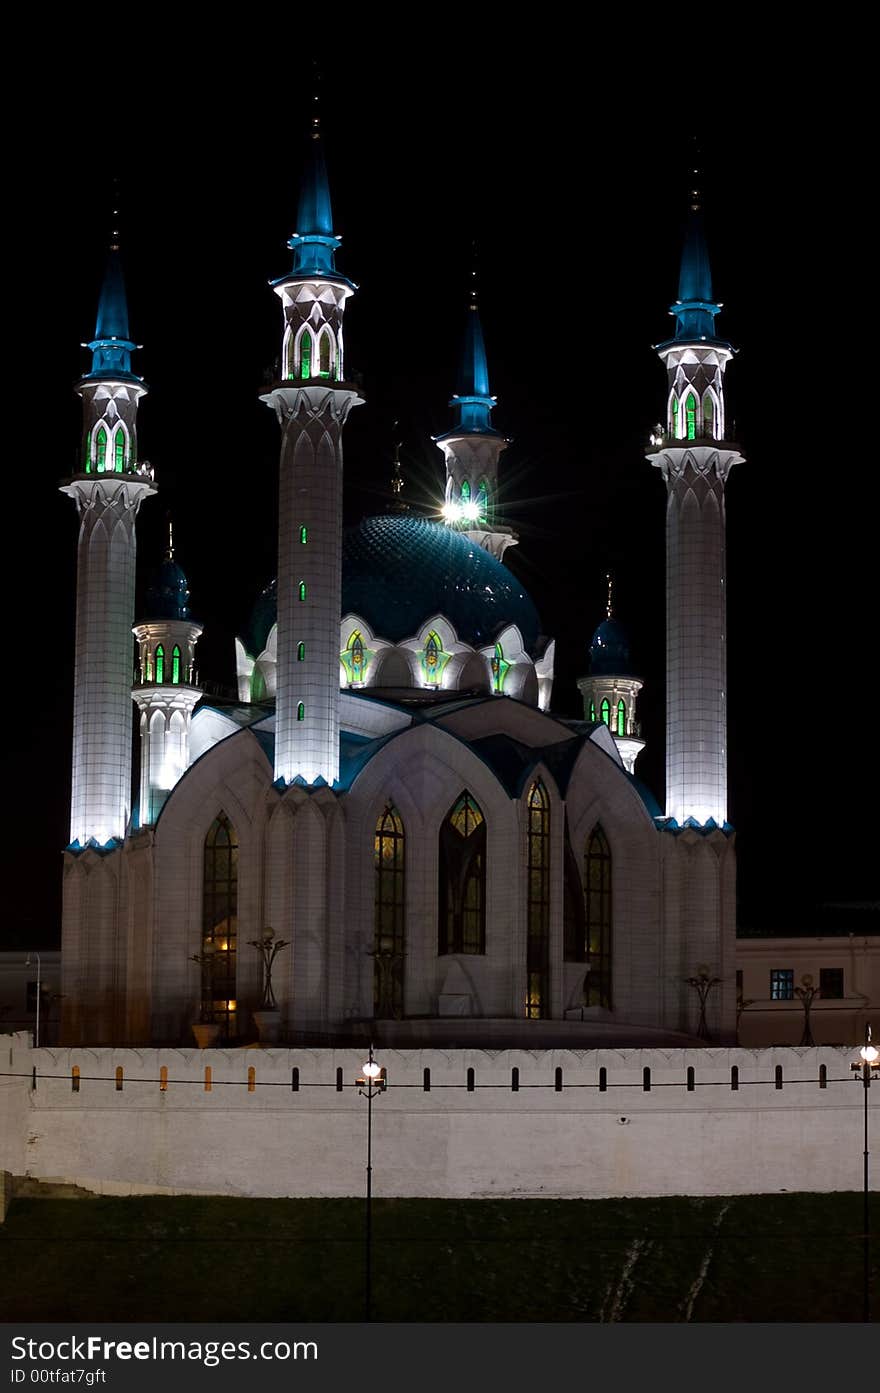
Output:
[
  {"xmin": 172, "ymin": 645, "xmax": 181, "ymax": 684},
  {"xmin": 477, "ymin": 479, "xmax": 489, "ymax": 522},
  {"xmin": 300, "ymin": 525, "xmax": 308, "ymax": 544},
  {"xmin": 299, "ymin": 330, "xmax": 312, "ymax": 379},
  {"xmin": 297, "ymin": 642, "xmax": 305, "ymax": 662},
  {"xmin": 525, "ymin": 781, "xmax": 550, "ymax": 1019},
  {"xmin": 439, "ymin": 792, "xmax": 486, "ymax": 955},
  {"xmin": 589, "ymin": 700, "xmax": 596, "ymax": 721},
  {"xmin": 299, "ymin": 581, "xmax": 307, "ymax": 601},
  {"xmin": 703, "ymin": 393, "xmax": 714, "ymax": 437},
  {"xmin": 374, "ymin": 804, "xmax": 406, "ymax": 1019},
  {"xmin": 297, "ymin": 702, "xmax": 305, "ymax": 721},
  {"xmin": 155, "ymin": 645, "xmax": 165, "ymax": 684},
  {"xmin": 84, "ymin": 429, "xmax": 92, "ymax": 473},
  {"xmin": 616, "ymin": 699, "xmax": 625, "ymax": 736},
  {"xmin": 585, "ymin": 824, "xmax": 612, "ymax": 1008},
  {"xmin": 285, "ymin": 330, "xmax": 296, "ymax": 380},
  {"xmin": 686, "ymin": 393, "xmax": 697, "ymax": 441},
  {"xmin": 600, "ymin": 697, "xmax": 610, "ymax": 726},
  {"xmin": 114, "ymin": 428, "xmax": 125, "ymax": 473},
  {"xmin": 460, "ymin": 479, "xmax": 470, "ymax": 504},
  {"xmin": 95, "ymin": 425, "xmax": 107, "ymax": 473},
  {"xmin": 672, "ymin": 396, "xmax": 679, "ymax": 437}
]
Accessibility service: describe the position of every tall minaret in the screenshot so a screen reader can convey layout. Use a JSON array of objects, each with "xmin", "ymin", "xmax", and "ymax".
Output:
[
  {"xmin": 647, "ymin": 181, "xmax": 744, "ymax": 825},
  {"xmin": 436, "ymin": 284, "xmax": 516, "ymax": 561},
  {"xmin": 61, "ymin": 235, "xmax": 155, "ymax": 846},
  {"xmin": 260, "ymin": 110, "xmax": 362, "ymax": 786},
  {"xmin": 132, "ymin": 522, "xmax": 203, "ymax": 825}
]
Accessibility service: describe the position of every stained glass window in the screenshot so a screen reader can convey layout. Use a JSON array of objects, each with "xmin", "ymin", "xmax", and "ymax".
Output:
[
  {"xmin": 300, "ymin": 525, "xmax": 308, "ymax": 544},
  {"xmin": 297, "ymin": 642, "xmax": 305, "ymax": 662},
  {"xmin": 616, "ymin": 699, "xmax": 626, "ymax": 736},
  {"xmin": 374, "ymin": 804, "xmax": 405, "ymax": 1019},
  {"xmin": 95, "ymin": 425, "xmax": 107, "ymax": 473},
  {"xmin": 439, "ymin": 792, "xmax": 486, "ymax": 955},
  {"xmin": 155, "ymin": 645, "xmax": 165, "ymax": 684},
  {"xmin": 299, "ymin": 581, "xmax": 307, "ymax": 601},
  {"xmin": 114, "ymin": 427, "xmax": 125, "ymax": 473},
  {"xmin": 202, "ymin": 814, "xmax": 238, "ymax": 1038},
  {"xmin": 600, "ymin": 697, "xmax": 610, "ymax": 726},
  {"xmin": 460, "ymin": 479, "xmax": 470, "ymax": 504},
  {"xmin": 525, "ymin": 781, "xmax": 550, "ymax": 1019},
  {"xmin": 422, "ymin": 630, "xmax": 450, "ymax": 686},
  {"xmin": 297, "ymin": 702, "xmax": 305, "ymax": 721},
  {"xmin": 491, "ymin": 641, "xmax": 509, "ymax": 694},
  {"xmin": 172, "ymin": 645, "xmax": 181, "ymax": 685},
  {"xmin": 300, "ymin": 330, "xmax": 312, "ymax": 379},
  {"xmin": 585, "ymin": 824, "xmax": 612, "ymax": 1008},
  {"xmin": 672, "ymin": 396, "xmax": 679, "ymax": 437},
  {"xmin": 703, "ymin": 393, "xmax": 714, "ymax": 437}
]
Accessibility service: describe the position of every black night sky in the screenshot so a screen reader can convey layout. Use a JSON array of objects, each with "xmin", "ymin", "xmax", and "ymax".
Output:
[{"xmin": 6, "ymin": 39, "xmax": 875, "ymax": 947}]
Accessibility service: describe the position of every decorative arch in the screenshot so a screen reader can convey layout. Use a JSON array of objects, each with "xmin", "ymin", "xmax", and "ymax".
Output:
[
  {"xmin": 202, "ymin": 812, "xmax": 239, "ymax": 1038},
  {"xmin": 421, "ymin": 629, "xmax": 451, "ymax": 686},
  {"xmin": 525, "ymin": 780, "xmax": 550, "ymax": 1019},
  {"xmin": 317, "ymin": 325, "xmax": 336, "ymax": 379},
  {"xmin": 341, "ymin": 628, "xmax": 369, "ymax": 686},
  {"xmin": 685, "ymin": 391, "xmax": 698, "ymax": 441},
  {"xmin": 477, "ymin": 478, "xmax": 490, "ymax": 523},
  {"xmin": 600, "ymin": 697, "xmax": 610, "ymax": 727},
  {"xmin": 374, "ymin": 804, "xmax": 405, "ymax": 1018},
  {"xmin": 112, "ymin": 422, "xmax": 128, "ymax": 473},
  {"xmin": 283, "ymin": 324, "xmax": 295, "ymax": 379},
  {"xmin": 439, "ymin": 791, "xmax": 486, "ymax": 955},
  {"xmin": 670, "ymin": 392, "xmax": 680, "ymax": 438},
  {"xmin": 95, "ymin": 424, "xmax": 108, "ymax": 473},
  {"xmin": 584, "ymin": 823, "xmax": 612, "ymax": 1008},
  {"xmin": 155, "ymin": 644, "xmax": 165, "ymax": 684},
  {"xmin": 296, "ymin": 324, "xmax": 314, "ymax": 379},
  {"xmin": 616, "ymin": 699, "xmax": 626, "ymax": 736},
  {"xmin": 171, "ymin": 645, "xmax": 182, "ymax": 685},
  {"xmin": 460, "ymin": 479, "xmax": 471, "ymax": 504}
]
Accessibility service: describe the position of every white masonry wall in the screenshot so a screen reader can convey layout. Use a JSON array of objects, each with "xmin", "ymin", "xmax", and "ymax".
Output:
[
  {"xmin": 62, "ymin": 474, "xmax": 155, "ymax": 844},
  {"xmin": 1, "ymin": 1037, "xmax": 874, "ymax": 1200}
]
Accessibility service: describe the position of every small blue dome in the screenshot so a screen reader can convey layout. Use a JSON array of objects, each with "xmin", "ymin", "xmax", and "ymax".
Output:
[
  {"xmin": 246, "ymin": 515, "xmax": 543, "ymax": 657},
  {"xmin": 145, "ymin": 558, "xmax": 191, "ymax": 621},
  {"xmin": 589, "ymin": 617, "xmax": 634, "ymax": 676}
]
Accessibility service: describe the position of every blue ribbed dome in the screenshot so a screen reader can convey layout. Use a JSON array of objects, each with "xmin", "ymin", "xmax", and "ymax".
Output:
[
  {"xmin": 589, "ymin": 617, "xmax": 634, "ymax": 676},
  {"xmin": 247, "ymin": 515, "xmax": 542, "ymax": 656},
  {"xmin": 145, "ymin": 558, "xmax": 191, "ymax": 621}
]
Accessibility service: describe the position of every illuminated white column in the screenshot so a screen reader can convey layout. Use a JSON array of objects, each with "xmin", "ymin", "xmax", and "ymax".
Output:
[
  {"xmin": 61, "ymin": 471, "xmax": 156, "ymax": 845},
  {"xmin": 261, "ymin": 383, "xmax": 360, "ymax": 785},
  {"xmin": 438, "ymin": 433, "xmax": 517, "ymax": 561}
]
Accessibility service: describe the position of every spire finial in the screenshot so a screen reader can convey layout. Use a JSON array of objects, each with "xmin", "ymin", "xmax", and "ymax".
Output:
[
  {"xmin": 606, "ymin": 572, "xmax": 614, "ymax": 620},
  {"xmin": 311, "ymin": 62, "xmax": 321, "ymax": 139},
  {"xmin": 470, "ymin": 240, "xmax": 479, "ymax": 311},
  {"xmin": 390, "ymin": 420, "xmax": 407, "ymax": 511},
  {"xmin": 166, "ymin": 513, "xmax": 174, "ymax": 561},
  {"xmin": 110, "ymin": 176, "xmax": 121, "ymax": 253},
  {"xmin": 689, "ymin": 134, "xmax": 702, "ymax": 213}
]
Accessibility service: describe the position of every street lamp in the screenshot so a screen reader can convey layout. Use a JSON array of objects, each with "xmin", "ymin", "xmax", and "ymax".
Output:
[
  {"xmin": 356, "ymin": 1045, "xmax": 386, "ymax": 1322},
  {"xmin": 851, "ymin": 1025, "xmax": 880, "ymax": 1322},
  {"xmin": 25, "ymin": 953, "xmax": 41, "ymax": 1048}
]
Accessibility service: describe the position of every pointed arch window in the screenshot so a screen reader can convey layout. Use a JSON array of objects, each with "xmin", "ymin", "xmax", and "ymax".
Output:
[
  {"xmin": 95, "ymin": 425, "xmax": 107, "ymax": 473},
  {"xmin": 563, "ymin": 814, "xmax": 586, "ymax": 962},
  {"xmin": 284, "ymin": 327, "xmax": 296, "ymax": 380},
  {"xmin": 526, "ymin": 780, "xmax": 550, "ymax": 1019},
  {"xmin": 703, "ymin": 393, "xmax": 715, "ymax": 438},
  {"xmin": 600, "ymin": 697, "xmax": 610, "ymax": 727},
  {"xmin": 113, "ymin": 426, "xmax": 126, "ymax": 473},
  {"xmin": 171, "ymin": 645, "xmax": 181, "ymax": 685},
  {"xmin": 422, "ymin": 630, "xmax": 449, "ymax": 686},
  {"xmin": 84, "ymin": 429, "xmax": 92, "ymax": 473},
  {"xmin": 460, "ymin": 479, "xmax": 471, "ymax": 505},
  {"xmin": 491, "ymin": 641, "xmax": 509, "ymax": 695},
  {"xmin": 671, "ymin": 395, "xmax": 680, "ymax": 438},
  {"xmin": 202, "ymin": 813, "xmax": 239, "ymax": 1039},
  {"xmin": 374, "ymin": 804, "xmax": 406, "ymax": 1018},
  {"xmin": 439, "ymin": 792, "xmax": 486, "ymax": 955},
  {"xmin": 318, "ymin": 329, "xmax": 334, "ymax": 378},
  {"xmin": 585, "ymin": 824, "xmax": 612, "ymax": 1008},
  {"xmin": 300, "ymin": 525, "xmax": 308, "ymax": 544},
  {"xmin": 297, "ymin": 702, "xmax": 305, "ymax": 721},
  {"xmin": 616, "ymin": 699, "xmax": 626, "ymax": 737},
  {"xmin": 589, "ymin": 699, "xmax": 596, "ymax": 722},
  {"xmin": 298, "ymin": 581, "xmax": 307, "ymax": 601},
  {"xmin": 685, "ymin": 393, "xmax": 697, "ymax": 441},
  {"xmin": 299, "ymin": 328, "xmax": 313, "ymax": 379},
  {"xmin": 155, "ymin": 644, "xmax": 165, "ymax": 684},
  {"xmin": 477, "ymin": 478, "xmax": 489, "ymax": 523},
  {"xmin": 297, "ymin": 641, "xmax": 305, "ymax": 662}
]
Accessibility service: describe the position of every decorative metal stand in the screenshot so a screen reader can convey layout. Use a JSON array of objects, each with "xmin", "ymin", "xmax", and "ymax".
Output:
[
  {"xmin": 794, "ymin": 973, "xmax": 820, "ymax": 1047},
  {"xmin": 683, "ymin": 964, "xmax": 722, "ymax": 1042},
  {"xmin": 248, "ymin": 927, "xmax": 289, "ymax": 1010}
]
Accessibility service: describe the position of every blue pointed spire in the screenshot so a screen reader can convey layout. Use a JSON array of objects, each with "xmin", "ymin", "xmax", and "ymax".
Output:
[
  {"xmin": 669, "ymin": 204, "xmax": 722, "ymax": 341},
  {"xmin": 441, "ymin": 304, "xmax": 500, "ymax": 437},
  {"xmin": 83, "ymin": 247, "xmax": 139, "ymax": 382},
  {"xmin": 285, "ymin": 117, "xmax": 343, "ymax": 279}
]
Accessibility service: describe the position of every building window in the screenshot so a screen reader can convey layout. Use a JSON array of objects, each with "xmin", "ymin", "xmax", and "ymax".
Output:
[
  {"xmin": 113, "ymin": 426, "xmax": 125, "ymax": 473},
  {"xmin": 671, "ymin": 395, "xmax": 679, "ymax": 437},
  {"xmin": 171, "ymin": 645, "xmax": 181, "ymax": 684},
  {"xmin": 318, "ymin": 328, "xmax": 333, "ymax": 378},
  {"xmin": 685, "ymin": 393, "xmax": 697, "ymax": 440},
  {"xmin": 477, "ymin": 478, "xmax": 489, "ymax": 523},
  {"xmin": 819, "ymin": 967, "xmax": 844, "ymax": 999},
  {"xmin": 155, "ymin": 644, "xmax": 165, "ymax": 684},
  {"xmin": 525, "ymin": 780, "xmax": 550, "ymax": 1018},
  {"xmin": 585, "ymin": 823, "xmax": 612, "ymax": 1008},
  {"xmin": 703, "ymin": 393, "xmax": 714, "ymax": 438},
  {"xmin": 770, "ymin": 969, "xmax": 794, "ymax": 1001},
  {"xmin": 374, "ymin": 804, "xmax": 405, "ymax": 1019},
  {"xmin": 460, "ymin": 479, "xmax": 471, "ymax": 506},
  {"xmin": 299, "ymin": 329, "xmax": 312, "ymax": 379},
  {"xmin": 563, "ymin": 816, "xmax": 585, "ymax": 962},
  {"xmin": 202, "ymin": 813, "xmax": 238, "ymax": 1039},
  {"xmin": 297, "ymin": 642, "xmax": 305, "ymax": 662},
  {"xmin": 439, "ymin": 792, "xmax": 486, "ymax": 955},
  {"xmin": 297, "ymin": 702, "xmax": 305, "ymax": 721},
  {"xmin": 600, "ymin": 697, "xmax": 610, "ymax": 727},
  {"xmin": 299, "ymin": 581, "xmax": 307, "ymax": 601},
  {"xmin": 616, "ymin": 699, "xmax": 626, "ymax": 737},
  {"xmin": 490, "ymin": 641, "xmax": 509, "ymax": 694},
  {"xmin": 589, "ymin": 700, "xmax": 596, "ymax": 721},
  {"xmin": 300, "ymin": 525, "xmax": 308, "ymax": 544},
  {"xmin": 84, "ymin": 429, "xmax": 92, "ymax": 473},
  {"xmin": 422, "ymin": 630, "xmax": 449, "ymax": 686},
  {"xmin": 95, "ymin": 425, "xmax": 107, "ymax": 473}
]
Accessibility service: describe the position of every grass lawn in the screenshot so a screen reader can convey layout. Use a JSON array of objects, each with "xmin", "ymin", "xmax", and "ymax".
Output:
[{"xmin": 1, "ymin": 1192, "xmax": 877, "ymax": 1322}]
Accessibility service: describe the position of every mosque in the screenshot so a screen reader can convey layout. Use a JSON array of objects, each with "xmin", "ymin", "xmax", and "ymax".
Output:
[{"xmin": 59, "ymin": 126, "xmax": 741, "ymax": 1049}]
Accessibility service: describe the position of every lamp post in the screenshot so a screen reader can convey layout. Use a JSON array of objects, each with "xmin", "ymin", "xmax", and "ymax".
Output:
[
  {"xmin": 851, "ymin": 1025, "xmax": 880, "ymax": 1322},
  {"xmin": 683, "ymin": 964, "xmax": 722, "ymax": 1041},
  {"xmin": 357, "ymin": 1045, "xmax": 386, "ymax": 1322},
  {"xmin": 25, "ymin": 952, "xmax": 41, "ymax": 1048}
]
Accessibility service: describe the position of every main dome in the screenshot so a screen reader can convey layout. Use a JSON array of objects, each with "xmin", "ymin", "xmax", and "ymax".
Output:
[{"xmin": 247, "ymin": 515, "xmax": 542, "ymax": 656}]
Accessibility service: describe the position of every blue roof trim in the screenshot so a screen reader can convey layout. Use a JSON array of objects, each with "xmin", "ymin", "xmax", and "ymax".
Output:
[
  {"xmin": 655, "ymin": 815, "xmax": 735, "ymax": 837},
  {"xmin": 65, "ymin": 835, "xmax": 123, "ymax": 856}
]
